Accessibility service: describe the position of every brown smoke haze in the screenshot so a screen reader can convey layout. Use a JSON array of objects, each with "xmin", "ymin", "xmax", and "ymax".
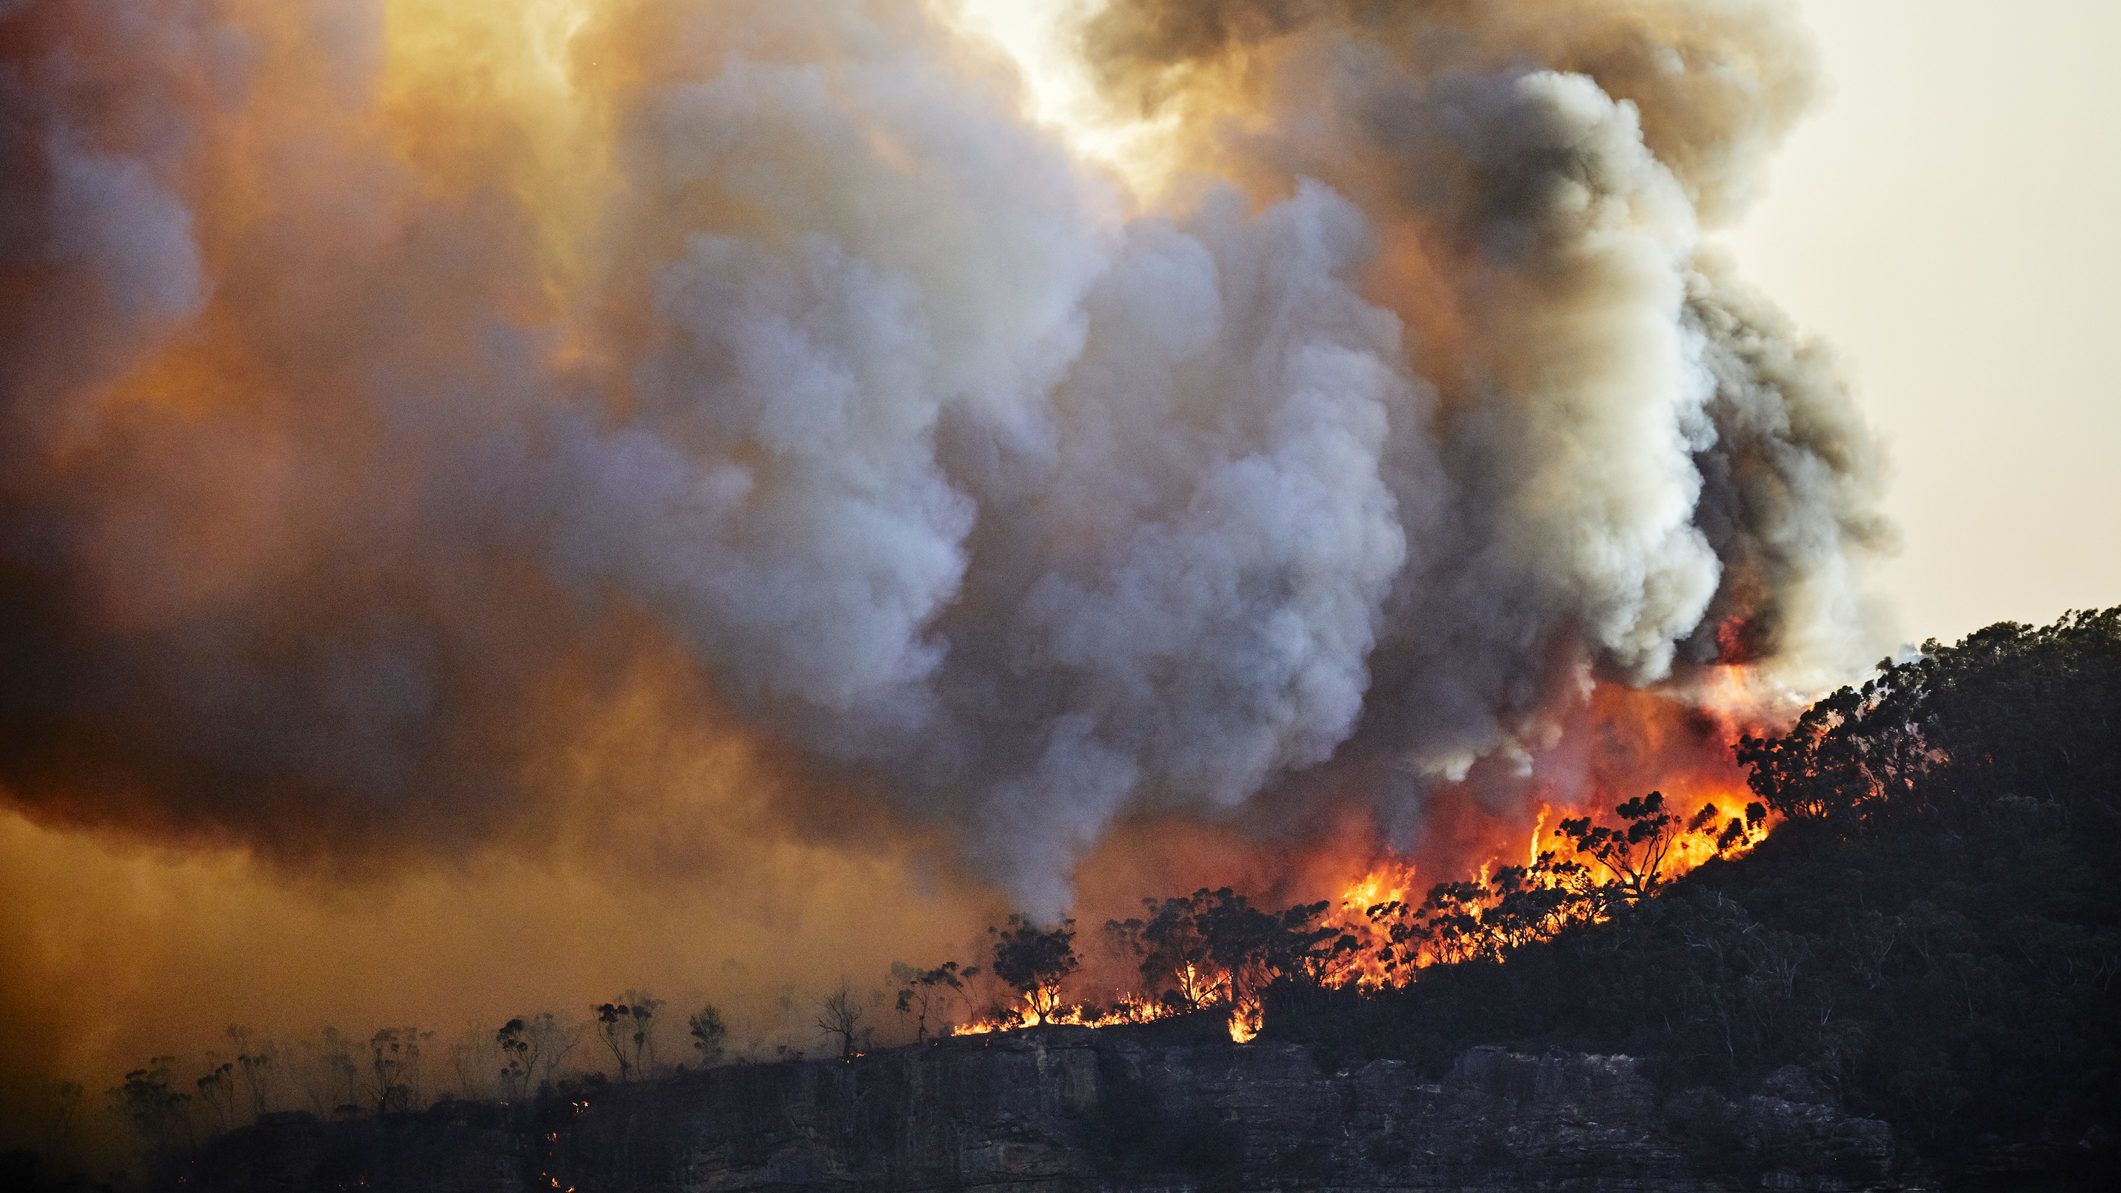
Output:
[{"xmin": 0, "ymin": 0, "xmax": 1890, "ymax": 1153}]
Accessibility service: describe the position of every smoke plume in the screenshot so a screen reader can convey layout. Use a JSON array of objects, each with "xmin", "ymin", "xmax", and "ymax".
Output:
[{"xmin": 0, "ymin": 0, "xmax": 1886, "ymax": 933}]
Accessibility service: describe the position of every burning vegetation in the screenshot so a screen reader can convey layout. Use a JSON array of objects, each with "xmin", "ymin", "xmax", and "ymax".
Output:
[
  {"xmin": 939, "ymin": 780, "xmax": 1769, "ymax": 1044},
  {"xmin": 928, "ymin": 656, "xmax": 1784, "ymax": 1046},
  {"xmin": 32, "ymin": 607, "xmax": 2118, "ymax": 1192}
]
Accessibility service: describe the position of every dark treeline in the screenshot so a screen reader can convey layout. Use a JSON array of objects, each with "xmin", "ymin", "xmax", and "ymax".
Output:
[
  {"xmin": 11, "ymin": 609, "xmax": 2117, "ymax": 1190},
  {"xmin": 1277, "ymin": 609, "xmax": 2121, "ymax": 1178}
]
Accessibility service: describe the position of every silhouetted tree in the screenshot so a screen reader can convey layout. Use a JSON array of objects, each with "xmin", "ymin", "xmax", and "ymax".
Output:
[
  {"xmin": 1198, "ymin": 889, "xmax": 1337, "ymax": 1006},
  {"xmin": 892, "ymin": 961, "xmax": 975, "ymax": 1042},
  {"xmin": 816, "ymin": 986, "xmax": 866, "ymax": 1061},
  {"xmin": 1558, "ymin": 790, "xmax": 1680, "ymax": 905},
  {"xmin": 989, "ymin": 916, "xmax": 1079, "ymax": 1023},
  {"xmin": 1109, "ymin": 893, "xmax": 1220, "ymax": 1010},
  {"xmin": 1486, "ymin": 856, "xmax": 1598, "ymax": 948},
  {"xmin": 112, "ymin": 1058, "xmax": 191, "ymax": 1165},
  {"xmin": 227, "ymin": 1026, "xmax": 277, "ymax": 1120},
  {"xmin": 496, "ymin": 1018, "xmax": 538, "ymax": 1100},
  {"xmin": 368, "ymin": 1026, "xmax": 427, "ymax": 1114},
  {"xmin": 525, "ymin": 1011, "xmax": 580, "ymax": 1086},
  {"xmin": 687, "ymin": 1004, "xmax": 728, "ymax": 1065},
  {"xmin": 195, "ymin": 1060, "xmax": 236, "ymax": 1132},
  {"xmin": 592, "ymin": 992, "xmax": 662, "ymax": 1081}
]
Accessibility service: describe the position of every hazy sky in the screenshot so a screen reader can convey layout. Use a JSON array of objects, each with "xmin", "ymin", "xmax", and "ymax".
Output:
[{"xmin": 1726, "ymin": 0, "xmax": 2121, "ymax": 644}]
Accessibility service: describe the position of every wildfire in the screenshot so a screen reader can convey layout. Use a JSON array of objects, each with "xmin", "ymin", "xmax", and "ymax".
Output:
[
  {"xmin": 939, "ymin": 796, "xmax": 1773, "ymax": 1041},
  {"xmin": 951, "ymin": 991, "xmax": 1173, "ymax": 1036},
  {"xmin": 948, "ymin": 987, "xmax": 1270, "ymax": 1045},
  {"xmin": 1340, "ymin": 866, "xmax": 1415, "ymax": 913},
  {"xmin": 1317, "ymin": 859, "xmax": 1420, "ymax": 992},
  {"xmin": 944, "ymin": 674, "xmax": 1783, "ymax": 1042}
]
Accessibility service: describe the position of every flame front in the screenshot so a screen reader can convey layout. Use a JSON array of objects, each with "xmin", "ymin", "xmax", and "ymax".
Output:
[{"xmin": 949, "ymin": 674, "xmax": 1779, "ymax": 1041}]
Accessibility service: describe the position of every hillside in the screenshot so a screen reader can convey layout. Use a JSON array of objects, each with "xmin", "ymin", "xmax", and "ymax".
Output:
[
  {"xmin": 12, "ymin": 610, "xmax": 2118, "ymax": 1192},
  {"xmin": 1278, "ymin": 609, "xmax": 2121, "ymax": 1185}
]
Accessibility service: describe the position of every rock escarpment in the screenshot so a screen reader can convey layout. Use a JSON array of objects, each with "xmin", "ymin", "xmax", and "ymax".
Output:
[{"xmin": 191, "ymin": 1028, "xmax": 1909, "ymax": 1191}]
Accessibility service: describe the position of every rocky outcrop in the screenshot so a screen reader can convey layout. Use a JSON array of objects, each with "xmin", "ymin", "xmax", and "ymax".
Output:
[{"xmin": 188, "ymin": 1029, "xmax": 1911, "ymax": 1192}]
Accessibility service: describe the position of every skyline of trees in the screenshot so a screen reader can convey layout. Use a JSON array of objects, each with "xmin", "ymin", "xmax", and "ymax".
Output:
[{"xmin": 34, "ymin": 608, "xmax": 2116, "ymax": 1184}]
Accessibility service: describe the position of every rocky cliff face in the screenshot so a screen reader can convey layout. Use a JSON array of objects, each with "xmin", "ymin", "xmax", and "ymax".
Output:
[{"xmin": 190, "ymin": 1028, "xmax": 1911, "ymax": 1192}]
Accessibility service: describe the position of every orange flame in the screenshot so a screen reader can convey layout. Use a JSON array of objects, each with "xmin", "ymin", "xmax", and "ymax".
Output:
[
  {"xmin": 950, "ymin": 670, "xmax": 1785, "ymax": 1038},
  {"xmin": 950, "ymin": 991, "xmax": 1174, "ymax": 1036}
]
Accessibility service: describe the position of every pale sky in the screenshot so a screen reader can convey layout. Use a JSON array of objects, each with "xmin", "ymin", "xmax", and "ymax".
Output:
[{"xmin": 1727, "ymin": 0, "xmax": 2121, "ymax": 644}]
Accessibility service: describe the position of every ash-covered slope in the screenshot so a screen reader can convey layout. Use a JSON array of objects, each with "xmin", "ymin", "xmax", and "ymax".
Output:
[{"xmin": 187, "ymin": 1030, "xmax": 1901, "ymax": 1193}]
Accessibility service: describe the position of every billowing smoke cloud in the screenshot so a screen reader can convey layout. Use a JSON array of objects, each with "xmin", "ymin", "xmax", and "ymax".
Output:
[
  {"xmin": 0, "ymin": 0, "xmax": 1886, "ymax": 920},
  {"xmin": 1680, "ymin": 258, "xmax": 1893, "ymax": 675},
  {"xmin": 1076, "ymin": 0, "xmax": 1890, "ymax": 809}
]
